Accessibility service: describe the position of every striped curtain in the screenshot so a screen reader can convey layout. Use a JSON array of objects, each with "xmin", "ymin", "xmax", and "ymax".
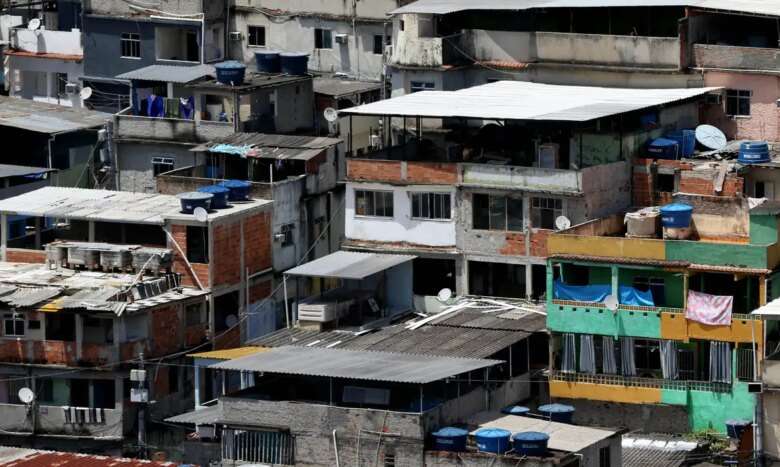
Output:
[
  {"xmin": 579, "ymin": 334, "xmax": 596, "ymax": 374},
  {"xmin": 620, "ymin": 337, "xmax": 636, "ymax": 377},
  {"xmin": 562, "ymin": 333, "xmax": 577, "ymax": 373},
  {"xmin": 709, "ymin": 341, "xmax": 732, "ymax": 383},
  {"xmin": 660, "ymin": 340, "xmax": 679, "ymax": 380},
  {"xmin": 602, "ymin": 336, "xmax": 618, "ymax": 374}
]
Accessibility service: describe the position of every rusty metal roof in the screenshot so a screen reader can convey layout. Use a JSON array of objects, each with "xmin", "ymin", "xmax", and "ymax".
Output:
[
  {"xmin": 0, "ymin": 449, "xmax": 180, "ymax": 466},
  {"xmin": 189, "ymin": 346, "xmax": 270, "ymax": 360}
]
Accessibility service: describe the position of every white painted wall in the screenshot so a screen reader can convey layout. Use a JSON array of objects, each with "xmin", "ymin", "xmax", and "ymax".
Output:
[
  {"xmin": 0, "ymin": 16, "xmax": 22, "ymax": 42},
  {"xmin": 7, "ymin": 55, "xmax": 84, "ymax": 107},
  {"xmin": 345, "ymin": 182, "xmax": 456, "ymax": 247},
  {"xmin": 11, "ymin": 28, "xmax": 83, "ymax": 56}
]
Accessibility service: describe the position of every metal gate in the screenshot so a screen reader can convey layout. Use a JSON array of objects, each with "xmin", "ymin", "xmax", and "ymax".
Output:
[{"xmin": 222, "ymin": 428, "xmax": 294, "ymax": 465}]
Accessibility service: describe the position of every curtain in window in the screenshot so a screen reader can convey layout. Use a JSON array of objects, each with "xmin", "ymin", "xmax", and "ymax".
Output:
[
  {"xmin": 562, "ymin": 333, "xmax": 577, "ymax": 373},
  {"xmin": 709, "ymin": 341, "xmax": 732, "ymax": 384},
  {"xmin": 620, "ymin": 337, "xmax": 636, "ymax": 377},
  {"xmin": 602, "ymin": 336, "xmax": 617, "ymax": 374},
  {"xmin": 579, "ymin": 334, "xmax": 596, "ymax": 374},
  {"xmin": 660, "ymin": 340, "xmax": 679, "ymax": 380}
]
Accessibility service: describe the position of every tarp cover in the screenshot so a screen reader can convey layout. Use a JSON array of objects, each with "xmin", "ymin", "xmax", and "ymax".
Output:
[{"xmin": 554, "ymin": 281, "xmax": 654, "ymax": 307}]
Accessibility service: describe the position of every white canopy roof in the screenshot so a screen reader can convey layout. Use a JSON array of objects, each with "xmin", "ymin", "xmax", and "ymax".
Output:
[
  {"xmin": 284, "ymin": 251, "xmax": 415, "ymax": 280},
  {"xmin": 752, "ymin": 298, "xmax": 780, "ymax": 317},
  {"xmin": 340, "ymin": 81, "xmax": 720, "ymax": 122}
]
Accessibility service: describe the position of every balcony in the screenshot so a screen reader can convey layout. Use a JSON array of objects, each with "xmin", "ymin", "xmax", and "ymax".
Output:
[
  {"xmin": 693, "ymin": 44, "xmax": 780, "ymax": 71},
  {"xmin": 9, "ymin": 28, "xmax": 83, "ymax": 57},
  {"xmin": 114, "ymin": 108, "xmax": 233, "ymax": 144},
  {"xmin": 156, "ymin": 164, "xmax": 288, "ymax": 199},
  {"xmin": 0, "ymin": 402, "xmax": 122, "ymax": 439}
]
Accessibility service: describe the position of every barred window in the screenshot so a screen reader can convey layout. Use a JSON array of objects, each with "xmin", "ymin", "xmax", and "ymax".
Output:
[
  {"xmin": 355, "ymin": 190, "xmax": 393, "ymax": 218},
  {"xmin": 411, "ymin": 192, "xmax": 451, "ymax": 220},
  {"xmin": 531, "ymin": 197, "xmax": 562, "ymax": 229}
]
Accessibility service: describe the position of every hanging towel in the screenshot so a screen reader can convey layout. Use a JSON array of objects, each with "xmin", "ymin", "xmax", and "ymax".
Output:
[
  {"xmin": 602, "ymin": 336, "xmax": 618, "ymax": 375},
  {"xmin": 579, "ymin": 334, "xmax": 596, "ymax": 374},
  {"xmin": 660, "ymin": 340, "xmax": 679, "ymax": 380},
  {"xmin": 561, "ymin": 333, "xmax": 577, "ymax": 373},
  {"xmin": 685, "ymin": 290, "xmax": 733, "ymax": 326}
]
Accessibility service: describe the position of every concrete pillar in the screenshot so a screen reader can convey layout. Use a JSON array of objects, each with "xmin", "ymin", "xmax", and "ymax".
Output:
[
  {"xmin": 166, "ymin": 82, "xmax": 174, "ymax": 99},
  {"xmin": 610, "ymin": 265, "xmax": 619, "ymax": 300},
  {"xmin": 759, "ymin": 275, "xmax": 768, "ymax": 307},
  {"xmin": 194, "ymin": 364, "xmax": 201, "ymax": 407},
  {"xmin": 34, "ymin": 218, "xmax": 41, "ymax": 250},
  {"xmin": 525, "ymin": 262, "xmax": 533, "ymax": 299},
  {"xmin": 46, "ymin": 72, "xmax": 53, "ymax": 101},
  {"xmin": 1, "ymin": 213, "xmax": 8, "ymax": 261},
  {"xmin": 74, "ymin": 314, "xmax": 84, "ymax": 361},
  {"xmin": 546, "ymin": 260, "xmax": 554, "ymax": 306},
  {"xmin": 88, "ymin": 221, "xmax": 95, "ymax": 242}
]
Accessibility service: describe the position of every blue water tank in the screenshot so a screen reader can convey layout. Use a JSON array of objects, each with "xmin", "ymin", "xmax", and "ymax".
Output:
[
  {"xmin": 280, "ymin": 53, "xmax": 309, "ymax": 75},
  {"xmin": 739, "ymin": 141, "xmax": 771, "ymax": 164},
  {"xmin": 475, "ymin": 428, "xmax": 512, "ymax": 454},
  {"xmin": 255, "ymin": 50, "xmax": 281, "ymax": 73},
  {"xmin": 538, "ymin": 403, "xmax": 576, "ymax": 424},
  {"xmin": 512, "ymin": 431, "xmax": 550, "ymax": 457},
  {"xmin": 178, "ymin": 192, "xmax": 213, "ymax": 214},
  {"xmin": 501, "ymin": 405, "xmax": 530, "ymax": 416},
  {"xmin": 660, "ymin": 203, "xmax": 693, "ymax": 228},
  {"xmin": 666, "ymin": 130, "xmax": 696, "ymax": 157},
  {"xmin": 647, "ymin": 138, "xmax": 680, "ymax": 160},
  {"xmin": 214, "ymin": 61, "xmax": 247, "ymax": 86},
  {"xmin": 197, "ymin": 185, "xmax": 230, "ymax": 209},
  {"xmin": 432, "ymin": 427, "xmax": 468, "ymax": 452},
  {"xmin": 725, "ymin": 419, "xmax": 752, "ymax": 439},
  {"xmin": 219, "ymin": 179, "xmax": 252, "ymax": 201}
]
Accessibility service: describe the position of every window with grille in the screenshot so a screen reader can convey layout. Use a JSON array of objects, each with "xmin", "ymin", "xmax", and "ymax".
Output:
[
  {"xmin": 355, "ymin": 190, "xmax": 393, "ymax": 218},
  {"xmin": 3, "ymin": 313, "xmax": 24, "ymax": 337},
  {"xmin": 531, "ymin": 197, "xmax": 562, "ymax": 229},
  {"xmin": 411, "ymin": 192, "xmax": 451, "ymax": 220},
  {"xmin": 473, "ymin": 194, "xmax": 523, "ymax": 231},
  {"xmin": 726, "ymin": 89, "xmax": 751, "ymax": 117},
  {"xmin": 248, "ymin": 26, "xmax": 266, "ymax": 47},
  {"xmin": 120, "ymin": 33, "xmax": 141, "ymax": 58},
  {"xmin": 152, "ymin": 156, "xmax": 175, "ymax": 177}
]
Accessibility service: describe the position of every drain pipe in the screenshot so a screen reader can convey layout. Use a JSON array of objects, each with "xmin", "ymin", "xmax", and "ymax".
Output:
[{"xmin": 332, "ymin": 429, "xmax": 341, "ymax": 467}]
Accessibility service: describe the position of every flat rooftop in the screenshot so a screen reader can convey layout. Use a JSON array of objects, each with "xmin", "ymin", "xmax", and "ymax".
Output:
[
  {"xmin": 340, "ymin": 81, "xmax": 720, "ymax": 122},
  {"xmin": 188, "ymin": 72, "xmax": 311, "ymax": 92},
  {"xmin": 0, "ymin": 187, "xmax": 272, "ymax": 225},
  {"xmin": 192, "ymin": 132, "xmax": 342, "ymax": 161},
  {"xmin": 0, "ymin": 95, "xmax": 110, "ymax": 134},
  {"xmin": 313, "ymin": 77, "xmax": 382, "ymax": 98}
]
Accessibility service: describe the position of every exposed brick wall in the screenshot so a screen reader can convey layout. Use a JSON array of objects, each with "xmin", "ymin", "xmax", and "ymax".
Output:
[
  {"xmin": 120, "ymin": 341, "xmax": 147, "ymax": 362},
  {"xmin": 153, "ymin": 365, "xmax": 170, "ymax": 398},
  {"xmin": 529, "ymin": 229, "xmax": 551, "ymax": 258},
  {"xmin": 212, "ymin": 221, "xmax": 242, "ymax": 288},
  {"xmin": 150, "ymin": 305, "xmax": 180, "ymax": 357},
  {"xmin": 185, "ymin": 324, "xmax": 207, "ymax": 347},
  {"xmin": 406, "ymin": 162, "xmax": 458, "ymax": 184},
  {"xmin": 347, "ymin": 159, "xmax": 403, "ymax": 183},
  {"xmin": 633, "ymin": 158, "xmax": 744, "ymax": 207},
  {"xmin": 80, "ymin": 343, "xmax": 114, "ymax": 365},
  {"xmin": 0, "ymin": 341, "xmax": 25, "ymax": 363},
  {"xmin": 499, "ymin": 232, "xmax": 525, "ymax": 256},
  {"xmin": 5, "ymin": 249, "xmax": 46, "ymax": 264},
  {"xmin": 169, "ymin": 224, "xmax": 209, "ymax": 288},
  {"xmin": 249, "ymin": 279, "xmax": 272, "ymax": 303},
  {"xmin": 305, "ymin": 151, "xmax": 327, "ymax": 175},
  {"xmin": 214, "ymin": 327, "xmax": 241, "ymax": 350},
  {"xmin": 41, "ymin": 341, "xmax": 77, "ymax": 366},
  {"xmin": 243, "ymin": 212, "xmax": 272, "ymax": 276}
]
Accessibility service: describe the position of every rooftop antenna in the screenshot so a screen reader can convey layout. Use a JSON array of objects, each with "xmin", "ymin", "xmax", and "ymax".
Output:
[
  {"xmin": 323, "ymin": 107, "xmax": 339, "ymax": 123},
  {"xmin": 18, "ymin": 387, "xmax": 35, "ymax": 405},
  {"xmin": 193, "ymin": 207, "xmax": 209, "ymax": 223},
  {"xmin": 555, "ymin": 215, "xmax": 571, "ymax": 231},
  {"xmin": 79, "ymin": 87, "xmax": 93, "ymax": 100},
  {"xmin": 27, "ymin": 18, "xmax": 40, "ymax": 31}
]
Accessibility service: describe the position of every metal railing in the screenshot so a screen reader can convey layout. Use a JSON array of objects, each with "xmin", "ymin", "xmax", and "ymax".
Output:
[
  {"xmin": 222, "ymin": 428, "xmax": 294, "ymax": 465},
  {"xmin": 551, "ymin": 371, "xmax": 731, "ymax": 393}
]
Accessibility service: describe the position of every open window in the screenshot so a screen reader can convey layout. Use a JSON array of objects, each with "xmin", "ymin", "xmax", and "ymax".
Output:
[
  {"xmin": 156, "ymin": 27, "xmax": 200, "ymax": 62},
  {"xmin": 186, "ymin": 226, "xmax": 209, "ymax": 264},
  {"xmin": 46, "ymin": 314, "xmax": 76, "ymax": 341}
]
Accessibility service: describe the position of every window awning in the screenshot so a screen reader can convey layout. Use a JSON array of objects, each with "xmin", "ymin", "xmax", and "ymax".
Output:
[{"xmin": 284, "ymin": 251, "xmax": 416, "ymax": 280}]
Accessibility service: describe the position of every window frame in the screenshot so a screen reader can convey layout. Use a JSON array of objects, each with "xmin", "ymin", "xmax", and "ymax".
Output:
[
  {"xmin": 186, "ymin": 225, "xmax": 209, "ymax": 264},
  {"xmin": 152, "ymin": 156, "xmax": 175, "ymax": 177},
  {"xmin": 531, "ymin": 197, "xmax": 563, "ymax": 230},
  {"xmin": 120, "ymin": 32, "xmax": 141, "ymax": 59},
  {"xmin": 472, "ymin": 194, "xmax": 524, "ymax": 232},
  {"xmin": 726, "ymin": 89, "xmax": 752, "ymax": 117},
  {"xmin": 410, "ymin": 81, "xmax": 435, "ymax": 93},
  {"xmin": 3, "ymin": 313, "xmax": 24, "ymax": 337},
  {"xmin": 314, "ymin": 28, "xmax": 333, "ymax": 49},
  {"xmin": 372, "ymin": 35, "xmax": 384, "ymax": 55},
  {"xmin": 411, "ymin": 192, "xmax": 451, "ymax": 221},
  {"xmin": 355, "ymin": 190, "xmax": 394, "ymax": 218},
  {"xmin": 247, "ymin": 25, "xmax": 266, "ymax": 47}
]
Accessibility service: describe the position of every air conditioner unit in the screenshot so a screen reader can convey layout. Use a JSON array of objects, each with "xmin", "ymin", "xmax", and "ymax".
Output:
[
  {"xmin": 130, "ymin": 369, "xmax": 147, "ymax": 382},
  {"xmin": 229, "ymin": 31, "xmax": 242, "ymax": 41},
  {"xmin": 537, "ymin": 143, "xmax": 560, "ymax": 169},
  {"xmin": 65, "ymin": 83, "xmax": 78, "ymax": 95},
  {"xmin": 334, "ymin": 33, "xmax": 349, "ymax": 44}
]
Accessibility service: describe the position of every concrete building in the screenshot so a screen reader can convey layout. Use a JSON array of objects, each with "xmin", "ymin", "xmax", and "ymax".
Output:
[
  {"xmin": 0, "ymin": 187, "xmax": 274, "ymax": 350},
  {"xmin": 337, "ymin": 81, "xmax": 715, "ymax": 306},
  {"xmin": 388, "ymin": 0, "xmax": 780, "ymax": 142},
  {"xmin": 229, "ymin": 0, "xmax": 401, "ymax": 81}
]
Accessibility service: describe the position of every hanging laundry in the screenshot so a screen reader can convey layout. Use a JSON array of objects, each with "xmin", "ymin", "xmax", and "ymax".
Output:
[
  {"xmin": 685, "ymin": 290, "xmax": 733, "ymax": 326},
  {"xmin": 179, "ymin": 96, "xmax": 195, "ymax": 120},
  {"xmin": 147, "ymin": 95, "xmax": 165, "ymax": 118}
]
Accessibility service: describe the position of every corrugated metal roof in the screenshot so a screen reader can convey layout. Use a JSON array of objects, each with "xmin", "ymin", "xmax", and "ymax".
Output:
[
  {"xmin": 431, "ymin": 308, "xmax": 546, "ymax": 331},
  {"xmin": 209, "ymin": 345, "xmax": 502, "ymax": 383},
  {"xmin": 391, "ymin": 0, "xmax": 780, "ymax": 17},
  {"xmin": 190, "ymin": 346, "xmax": 270, "ymax": 360},
  {"xmin": 0, "ymin": 287, "xmax": 61, "ymax": 308},
  {"xmin": 0, "ymin": 449, "xmax": 179, "ymax": 466},
  {"xmin": 340, "ymin": 81, "xmax": 720, "ymax": 122},
  {"xmin": 188, "ymin": 72, "xmax": 310, "ymax": 91},
  {"xmin": 165, "ymin": 404, "xmax": 223, "ymax": 425},
  {"xmin": 0, "ymin": 96, "xmax": 109, "ymax": 134},
  {"xmin": 621, "ymin": 436, "xmax": 700, "ymax": 467},
  {"xmin": 116, "ymin": 64, "xmax": 215, "ymax": 83},
  {"xmin": 192, "ymin": 132, "xmax": 341, "ymax": 161},
  {"xmin": 469, "ymin": 411, "xmax": 621, "ymax": 453},
  {"xmin": 314, "ymin": 77, "xmax": 382, "ymax": 98},
  {"xmin": 0, "ymin": 165, "xmax": 55, "ymax": 178},
  {"xmin": 285, "ymin": 251, "xmax": 416, "ymax": 280}
]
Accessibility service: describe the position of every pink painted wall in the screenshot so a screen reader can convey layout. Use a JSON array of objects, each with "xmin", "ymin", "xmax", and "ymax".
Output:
[{"xmin": 701, "ymin": 71, "xmax": 780, "ymax": 143}]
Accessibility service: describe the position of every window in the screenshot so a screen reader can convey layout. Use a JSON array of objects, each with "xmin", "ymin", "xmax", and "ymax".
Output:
[
  {"xmin": 755, "ymin": 181, "xmax": 775, "ymax": 199},
  {"xmin": 314, "ymin": 28, "xmax": 332, "ymax": 49},
  {"xmin": 737, "ymin": 343, "xmax": 755, "ymax": 381},
  {"xmin": 531, "ymin": 197, "xmax": 562, "ymax": 229},
  {"xmin": 248, "ymin": 26, "xmax": 266, "ymax": 47},
  {"xmin": 186, "ymin": 226, "xmax": 209, "ymax": 263},
  {"xmin": 634, "ymin": 339, "xmax": 662, "ymax": 376},
  {"xmin": 279, "ymin": 223, "xmax": 294, "ymax": 247},
  {"xmin": 373, "ymin": 35, "xmax": 384, "ymax": 55},
  {"xmin": 411, "ymin": 193, "xmax": 451, "ymax": 220},
  {"xmin": 56, "ymin": 73, "xmax": 68, "ymax": 96},
  {"xmin": 399, "ymin": 20, "xmax": 405, "ymax": 31},
  {"xmin": 410, "ymin": 81, "xmax": 434, "ymax": 93},
  {"xmin": 45, "ymin": 314, "xmax": 76, "ymax": 341},
  {"xmin": 355, "ymin": 190, "xmax": 393, "ymax": 217},
  {"xmin": 120, "ymin": 32, "xmax": 141, "ymax": 58},
  {"xmin": 656, "ymin": 173, "xmax": 675, "ymax": 193},
  {"xmin": 3, "ymin": 313, "xmax": 24, "ymax": 337},
  {"xmin": 27, "ymin": 320, "xmax": 40, "ymax": 330},
  {"xmin": 152, "ymin": 156, "xmax": 175, "ymax": 177},
  {"xmin": 599, "ymin": 446, "xmax": 611, "ymax": 467},
  {"xmin": 472, "ymin": 194, "xmax": 523, "ymax": 231},
  {"xmin": 726, "ymin": 89, "xmax": 751, "ymax": 117},
  {"xmin": 633, "ymin": 277, "xmax": 666, "ymax": 307},
  {"xmin": 185, "ymin": 304, "xmax": 203, "ymax": 326}
]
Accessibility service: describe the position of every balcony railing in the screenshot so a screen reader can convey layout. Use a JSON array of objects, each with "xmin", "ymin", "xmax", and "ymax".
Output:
[
  {"xmin": 551, "ymin": 299, "xmax": 685, "ymax": 315},
  {"xmin": 693, "ymin": 43, "xmax": 780, "ymax": 71},
  {"xmin": 114, "ymin": 109, "xmax": 233, "ymax": 144},
  {"xmin": 550, "ymin": 370, "xmax": 731, "ymax": 393}
]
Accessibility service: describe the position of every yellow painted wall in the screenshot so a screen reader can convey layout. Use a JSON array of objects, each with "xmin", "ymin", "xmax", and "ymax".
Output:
[
  {"xmin": 547, "ymin": 235, "xmax": 666, "ymax": 260},
  {"xmin": 660, "ymin": 312, "xmax": 763, "ymax": 344},
  {"xmin": 549, "ymin": 380, "xmax": 662, "ymax": 404}
]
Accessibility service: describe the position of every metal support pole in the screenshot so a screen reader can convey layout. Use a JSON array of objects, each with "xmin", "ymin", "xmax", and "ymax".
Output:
[
  {"xmin": 137, "ymin": 352, "xmax": 146, "ymax": 459},
  {"xmin": 419, "ymin": 385, "xmax": 423, "ymax": 414},
  {"xmin": 283, "ymin": 275, "xmax": 291, "ymax": 328}
]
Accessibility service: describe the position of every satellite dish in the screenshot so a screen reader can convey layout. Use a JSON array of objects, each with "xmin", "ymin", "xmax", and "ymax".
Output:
[
  {"xmin": 79, "ymin": 87, "xmax": 93, "ymax": 100},
  {"xmin": 323, "ymin": 107, "xmax": 339, "ymax": 123},
  {"xmin": 225, "ymin": 314, "xmax": 238, "ymax": 328},
  {"xmin": 436, "ymin": 288, "xmax": 453, "ymax": 303},
  {"xmin": 695, "ymin": 124, "xmax": 727, "ymax": 151},
  {"xmin": 27, "ymin": 18, "xmax": 41, "ymax": 31},
  {"xmin": 193, "ymin": 207, "xmax": 209, "ymax": 222},
  {"xmin": 604, "ymin": 295, "xmax": 619, "ymax": 312},
  {"xmin": 555, "ymin": 216, "xmax": 571, "ymax": 231},
  {"xmin": 18, "ymin": 387, "xmax": 34, "ymax": 404}
]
